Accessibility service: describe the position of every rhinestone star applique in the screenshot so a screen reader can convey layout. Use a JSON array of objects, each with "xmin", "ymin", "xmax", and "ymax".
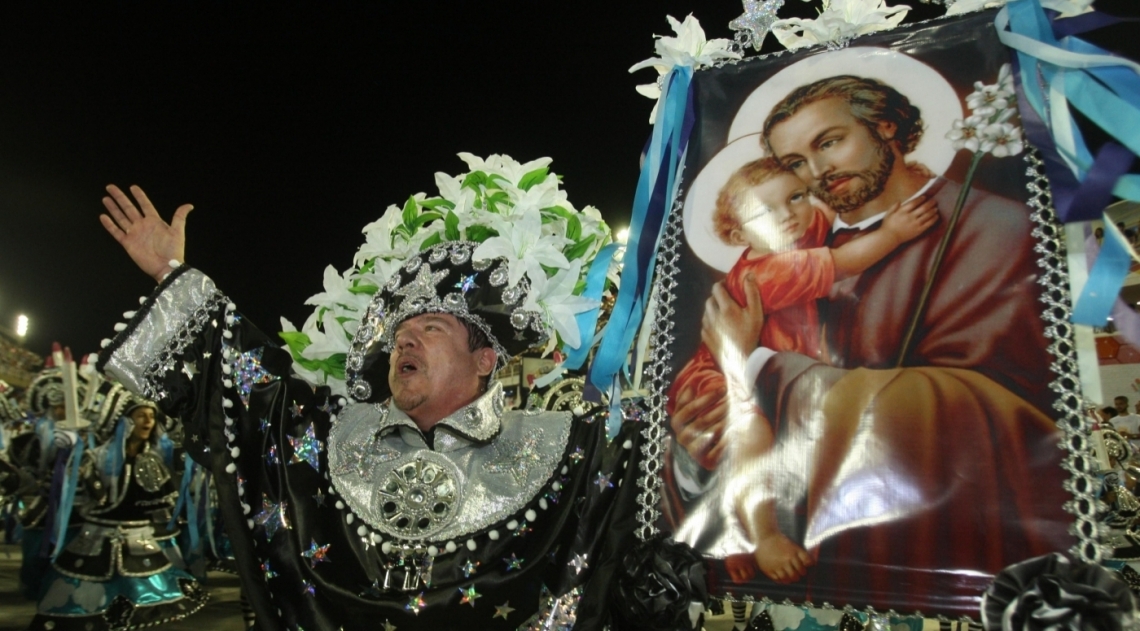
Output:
[
  {"xmin": 485, "ymin": 429, "xmax": 544, "ymax": 485},
  {"xmin": 454, "ymin": 274, "xmax": 478, "ymax": 294},
  {"xmin": 503, "ymin": 554, "xmax": 524, "ymax": 572},
  {"xmin": 301, "ymin": 539, "xmax": 331, "ymax": 568},
  {"xmin": 729, "ymin": 0, "xmax": 784, "ymax": 51},
  {"xmin": 568, "ymin": 447, "xmax": 584, "ymax": 464},
  {"xmin": 569, "ymin": 553, "xmax": 588, "ymax": 575},
  {"xmin": 405, "ymin": 593, "xmax": 426, "ymax": 615},
  {"xmin": 461, "ymin": 559, "xmax": 480, "ymax": 578},
  {"xmin": 288, "ymin": 423, "xmax": 323, "ymax": 471},
  {"xmin": 301, "ymin": 580, "xmax": 315, "ymax": 597},
  {"xmin": 595, "ymin": 471, "xmax": 613, "ymax": 490},
  {"xmin": 493, "ymin": 602, "xmax": 515, "ymax": 620},
  {"xmin": 394, "ymin": 265, "xmax": 449, "ymax": 303},
  {"xmin": 231, "ymin": 347, "xmax": 278, "ymax": 407},
  {"xmin": 255, "ymin": 495, "xmax": 289, "ymax": 541},
  {"xmin": 266, "ymin": 443, "xmax": 280, "ymax": 466},
  {"xmin": 261, "ymin": 561, "xmax": 278, "ymax": 581},
  {"xmin": 457, "ymin": 584, "xmax": 481, "ymax": 607}
]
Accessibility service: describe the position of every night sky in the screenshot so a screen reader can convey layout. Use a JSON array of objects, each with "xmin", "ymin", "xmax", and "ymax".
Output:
[{"xmin": 0, "ymin": 1, "xmax": 1132, "ymax": 359}]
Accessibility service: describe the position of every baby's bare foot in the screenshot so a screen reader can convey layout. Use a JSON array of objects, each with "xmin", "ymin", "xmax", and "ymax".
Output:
[
  {"xmin": 754, "ymin": 532, "xmax": 814, "ymax": 584},
  {"xmin": 724, "ymin": 553, "xmax": 758, "ymax": 584}
]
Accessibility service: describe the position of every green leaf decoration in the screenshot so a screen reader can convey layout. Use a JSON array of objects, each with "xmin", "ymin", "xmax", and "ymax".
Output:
[
  {"xmin": 419, "ymin": 197, "xmax": 455, "ymax": 210},
  {"xmin": 564, "ymin": 234, "xmax": 596, "ymax": 261},
  {"xmin": 445, "ymin": 210, "xmax": 461, "ymax": 241},
  {"xmin": 358, "ymin": 259, "xmax": 376, "ymax": 275},
  {"xmin": 485, "ymin": 191, "xmax": 509, "ymax": 213},
  {"xmin": 461, "ymin": 171, "xmax": 488, "ymax": 191},
  {"xmin": 566, "ymin": 214, "xmax": 582, "ymax": 242},
  {"xmin": 279, "ymin": 330, "xmax": 312, "ymax": 357},
  {"xmin": 518, "ymin": 167, "xmax": 549, "ymax": 191},
  {"xmin": 401, "ymin": 196, "xmax": 419, "ymax": 230},
  {"xmin": 465, "ymin": 225, "xmax": 497, "ymax": 242},
  {"xmin": 347, "ymin": 283, "xmax": 379, "ymax": 295},
  {"xmin": 411, "ymin": 212, "xmax": 443, "ymax": 230},
  {"xmin": 543, "ymin": 205, "xmax": 574, "ymax": 220},
  {"xmin": 419, "ymin": 232, "xmax": 443, "ymax": 251}
]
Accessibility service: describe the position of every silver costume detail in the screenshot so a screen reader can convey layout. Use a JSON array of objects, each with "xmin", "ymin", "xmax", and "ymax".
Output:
[
  {"xmin": 328, "ymin": 382, "xmax": 571, "ymax": 543},
  {"xmin": 520, "ymin": 585, "xmax": 581, "ymax": 631},
  {"xmin": 133, "ymin": 451, "xmax": 172, "ymax": 493},
  {"xmin": 103, "ymin": 269, "xmax": 229, "ymax": 400}
]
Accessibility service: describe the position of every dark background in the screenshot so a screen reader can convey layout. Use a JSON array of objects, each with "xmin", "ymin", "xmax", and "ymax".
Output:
[{"xmin": 0, "ymin": 1, "xmax": 1132, "ymax": 359}]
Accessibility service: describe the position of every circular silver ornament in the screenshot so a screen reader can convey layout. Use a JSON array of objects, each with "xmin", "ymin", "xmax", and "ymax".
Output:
[
  {"xmin": 450, "ymin": 246, "xmax": 471, "ymax": 265},
  {"xmin": 386, "ymin": 273, "xmax": 402, "ymax": 292},
  {"xmin": 472, "ymin": 258, "xmax": 492, "ymax": 271},
  {"xmin": 502, "ymin": 285, "xmax": 522, "ymax": 305},
  {"xmin": 350, "ymin": 380, "xmax": 372, "ymax": 400},
  {"xmin": 510, "ymin": 311, "xmax": 529, "ymax": 330},
  {"xmin": 444, "ymin": 293, "xmax": 465, "ymax": 308},
  {"xmin": 346, "ymin": 353, "xmax": 364, "ymax": 372},
  {"xmin": 489, "ymin": 267, "xmax": 508, "ymax": 287},
  {"xmin": 404, "ymin": 257, "xmax": 423, "ymax": 273},
  {"xmin": 429, "ymin": 247, "xmax": 449, "ymax": 264},
  {"xmin": 375, "ymin": 458, "xmax": 457, "ymax": 537}
]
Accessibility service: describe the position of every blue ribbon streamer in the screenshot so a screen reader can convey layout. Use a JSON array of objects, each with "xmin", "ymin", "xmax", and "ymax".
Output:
[
  {"xmin": 998, "ymin": 1, "xmax": 1140, "ymax": 326},
  {"xmin": 588, "ymin": 66, "xmax": 695, "ymax": 394},
  {"xmin": 564, "ymin": 243, "xmax": 621, "ymax": 370},
  {"xmin": 1073, "ymin": 224, "xmax": 1133, "ymax": 324},
  {"xmin": 51, "ymin": 439, "xmax": 83, "ymax": 560}
]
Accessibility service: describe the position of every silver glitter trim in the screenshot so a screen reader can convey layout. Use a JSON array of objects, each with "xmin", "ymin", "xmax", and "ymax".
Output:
[
  {"xmin": 636, "ymin": 207, "xmax": 683, "ymax": 542},
  {"xmin": 103, "ymin": 269, "xmax": 229, "ymax": 401},
  {"xmin": 1022, "ymin": 150, "xmax": 1103, "ymax": 563},
  {"xmin": 327, "ymin": 387, "xmax": 571, "ymax": 544}
]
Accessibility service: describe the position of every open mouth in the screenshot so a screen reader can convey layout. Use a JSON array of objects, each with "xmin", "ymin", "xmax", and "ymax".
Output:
[{"xmin": 397, "ymin": 357, "xmax": 421, "ymax": 375}]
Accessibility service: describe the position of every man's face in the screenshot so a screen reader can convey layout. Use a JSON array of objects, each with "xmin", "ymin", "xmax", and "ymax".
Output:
[
  {"xmin": 767, "ymin": 97, "xmax": 895, "ymax": 214},
  {"xmin": 389, "ymin": 313, "xmax": 496, "ymax": 427},
  {"xmin": 129, "ymin": 407, "xmax": 156, "ymax": 442},
  {"xmin": 1116, "ymin": 397, "xmax": 1129, "ymax": 415}
]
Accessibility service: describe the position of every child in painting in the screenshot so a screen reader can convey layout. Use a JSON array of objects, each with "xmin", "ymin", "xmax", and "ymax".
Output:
[{"xmin": 666, "ymin": 156, "xmax": 938, "ymax": 584}]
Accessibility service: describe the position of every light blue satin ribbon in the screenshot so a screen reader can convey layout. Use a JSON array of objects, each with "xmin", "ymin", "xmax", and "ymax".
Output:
[
  {"xmin": 589, "ymin": 66, "xmax": 693, "ymax": 395},
  {"xmin": 51, "ymin": 439, "xmax": 84, "ymax": 560},
  {"xmin": 564, "ymin": 243, "xmax": 621, "ymax": 370},
  {"xmin": 998, "ymin": 1, "xmax": 1140, "ymax": 325}
]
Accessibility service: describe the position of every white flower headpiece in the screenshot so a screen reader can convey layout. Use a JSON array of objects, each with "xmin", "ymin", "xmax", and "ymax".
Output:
[{"xmin": 281, "ymin": 154, "xmax": 614, "ymax": 395}]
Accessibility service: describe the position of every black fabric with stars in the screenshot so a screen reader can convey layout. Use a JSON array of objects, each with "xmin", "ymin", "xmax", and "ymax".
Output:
[{"xmin": 127, "ymin": 271, "xmax": 648, "ymax": 631}]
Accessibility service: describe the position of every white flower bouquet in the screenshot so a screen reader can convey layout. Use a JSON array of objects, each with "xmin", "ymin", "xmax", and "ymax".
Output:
[{"xmin": 280, "ymin": 153, "xmax": 615, "ymax": 395}]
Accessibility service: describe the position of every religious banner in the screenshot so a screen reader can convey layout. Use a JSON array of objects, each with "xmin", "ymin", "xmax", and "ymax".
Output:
[{"xmin": 645, "ymin": 9, "xmax": 1086, "ymax": 618}]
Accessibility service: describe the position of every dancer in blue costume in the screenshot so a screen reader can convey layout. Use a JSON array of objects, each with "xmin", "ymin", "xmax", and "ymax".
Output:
[{"xmin": 30, "ymin": 398, "xmax": 207, "ymax": 631}]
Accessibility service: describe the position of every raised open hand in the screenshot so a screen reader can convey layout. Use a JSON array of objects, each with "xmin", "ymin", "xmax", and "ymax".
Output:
[{"xmin": 99, "ymin": 185, "xmax": 193, "ymax": 283}]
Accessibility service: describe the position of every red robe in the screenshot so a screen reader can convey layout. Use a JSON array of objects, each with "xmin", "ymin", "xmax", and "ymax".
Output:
[{"xmin": 666, "ymin": 208, "xmax": 834, "ymax": 413}]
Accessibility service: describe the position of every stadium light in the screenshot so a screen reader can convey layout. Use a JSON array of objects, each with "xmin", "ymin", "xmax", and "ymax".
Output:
[
  {"xmin": 616, "ymin": 227, "xmax": 629, "ymax": 243},
  {"xmin": 16, "ymin": 314, "xmax": 28, "ymax": 337}
]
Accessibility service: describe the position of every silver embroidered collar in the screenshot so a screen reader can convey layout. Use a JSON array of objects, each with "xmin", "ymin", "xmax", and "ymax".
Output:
[{"xmin": 379, "ymin": 382, "xmax": 506, "ymax": 444}]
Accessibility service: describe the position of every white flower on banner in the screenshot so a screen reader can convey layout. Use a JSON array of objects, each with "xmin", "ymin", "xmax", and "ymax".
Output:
[
  {"xmin": 946, "ymin": 114, "xmax": 987, "ymax": 152},
  {"xmin": 629, "ymin": 14, "xmax": 741, "ymax": 123},
  {"xmin": 283, "ymin": 154, "xmax": 614, "ymax": 391},
  {"xmin": 771, "ymin": 0, "xmax": 910, "ymax": 51},
  {"xmin": 946, "ymin": 63, "xmax": 1023, "ymax": 159},
  {"xmin": 522, "ymin": 261, "xmax": 597, "ymax": 350}
]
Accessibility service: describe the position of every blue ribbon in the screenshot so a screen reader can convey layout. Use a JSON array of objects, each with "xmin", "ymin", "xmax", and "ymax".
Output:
[
  {"xmin": 588, "ymin": 66, "xmax": 695, "ymax": 394},
  {"xmin": 51, "ymin": 439, "xmax": 83, "ymax": 560},
  {"xmin": 564, "ymin": 243, "xmax": 621, "ymax": 370},
  {"xmin": 1073, "ymin": 224, "xmax": 1133, "ymax": 324},
  {"xmin": 998, "ymin": 1, "xmax": 1140, "ymax": 326}
]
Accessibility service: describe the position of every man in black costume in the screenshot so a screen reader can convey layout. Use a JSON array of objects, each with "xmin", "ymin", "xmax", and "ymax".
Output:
[{"xmin": 91, "ymin": 184, "xmax": 659, "ymax": 630}]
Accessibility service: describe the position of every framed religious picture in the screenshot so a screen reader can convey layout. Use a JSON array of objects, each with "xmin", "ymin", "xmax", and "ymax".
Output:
[{"xmin": 642, "ymin": 9, "xmax": 1095, "ymax": 619}]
